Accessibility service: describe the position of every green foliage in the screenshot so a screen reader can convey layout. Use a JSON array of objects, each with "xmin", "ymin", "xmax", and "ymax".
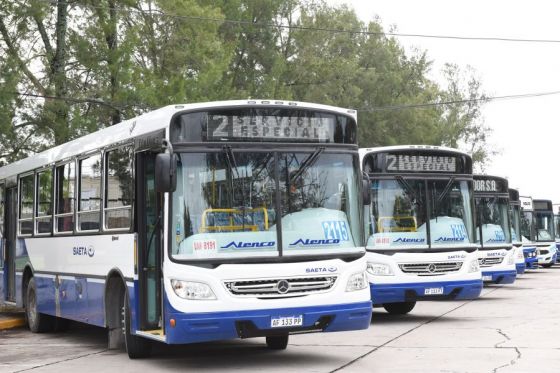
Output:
[{"xmin": 0, "ymin": 0, "xmax": 492, "ymax": 167}]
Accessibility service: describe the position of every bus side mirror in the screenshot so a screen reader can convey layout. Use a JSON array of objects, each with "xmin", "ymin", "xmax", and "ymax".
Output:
[
  {"xmin": 362, "ymin": 179, "xmax": 371, "ymax": 206},
  {"xmin": 155, "ymin": 153, "xmax": 177, "ymax": 193}
]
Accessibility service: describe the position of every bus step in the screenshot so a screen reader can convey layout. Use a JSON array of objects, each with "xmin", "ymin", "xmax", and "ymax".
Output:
[{"xmin": 136, "ymin": 329, "xmax": 166, "ymax": 342}]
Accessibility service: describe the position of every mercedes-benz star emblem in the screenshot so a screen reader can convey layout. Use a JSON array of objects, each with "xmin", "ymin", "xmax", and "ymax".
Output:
[
  {"xmin": 276, "ymin": 280, "xmax": 290, "ymax": 294},
  {"xmin": 427, "ymin": 263, "xmax": 437, "ymax": 273}
]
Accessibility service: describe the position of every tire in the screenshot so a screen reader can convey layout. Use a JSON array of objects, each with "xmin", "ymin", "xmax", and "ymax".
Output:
[
  {"xmin": 266, "ymin": 335, "xmax": 289, "ymax": 350},
  {"xmin": 383, "ymin": 301, "xmax": 416, "ymax": 315},
  {"xmin": 542, "ymin": 263, "xmax": 554, "ymax": 268},
  {"xmin": 122, "ymin": 291, "xmax": 152, "ymax": 359},
  {"xmin": 26, "ymin": 277, "xmax": 54, "ymax": 333}
]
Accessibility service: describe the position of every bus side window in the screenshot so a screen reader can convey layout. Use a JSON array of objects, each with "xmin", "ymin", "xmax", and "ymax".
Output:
[
  {"xmin": 55, "ymin": 162, "xmax": 76, "ymax": 233},
  {"xmin": 18, "ymin": 174, "xmax": 34, "ymax": 236},
  {"xmin": 36, "ymin": 169, "xmax": 53, "ymax": 235},
  {"xmin": 104, "ymin": 145, "xmax": 133, "ymax": 230},
  {"xmin": 78, "ymin": 154, "xmax": 102, "ymax": 232}
]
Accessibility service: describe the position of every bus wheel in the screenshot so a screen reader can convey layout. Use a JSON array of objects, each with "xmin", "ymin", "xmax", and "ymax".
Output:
[
  {"xmin": 122, "ymin": 291, "xmax": 152, "ymax": 359},
  {"xmin": 26, "ymin": 277, "xmax": 53, "ymax": 333},
  {"xmin": 383, "ymin": 301, "xmax": 416, "ymax": 315},
  {"xmin": 266, "ymin": 335, "xmax": 289, "ymax": 350}
]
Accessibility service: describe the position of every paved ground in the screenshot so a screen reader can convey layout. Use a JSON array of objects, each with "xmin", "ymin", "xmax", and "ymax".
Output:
[{"xmin": 1, "ymin": 266, "xmax": 559, "ymax": 373}]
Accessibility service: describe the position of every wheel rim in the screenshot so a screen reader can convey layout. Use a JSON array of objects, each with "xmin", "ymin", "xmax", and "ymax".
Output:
[{"xmin": 27, "ymin": 288, "xmax": 37, "ymax": 326}]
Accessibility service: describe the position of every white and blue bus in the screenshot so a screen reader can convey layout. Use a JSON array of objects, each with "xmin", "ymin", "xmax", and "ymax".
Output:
[
  {"xmin": 519, "ymin": 196, "xmax": 539, "ymax": 270},
  {"xmin": 554, "ymin": 204, "xmax": 560, "ymax": 263},
  {"xmin": 508, "ymin": 188, "xmax": 532, "ymax": 274},
  {"xmin": 0, "ymin": 100, "xmax": 372, "ymax": 358},
  {"xmin": 532, "ymin": 199, "xmax": 558, "ymax": 267},
  {"xmin": 473, "ymin": 175, "xmax": 516, "ymax": 284},
  {"xmin": 360, "ymin": 146, "xmax": 482, "ymax": 315}
]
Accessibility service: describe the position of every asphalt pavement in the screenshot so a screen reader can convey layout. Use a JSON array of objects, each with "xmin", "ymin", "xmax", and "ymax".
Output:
[{"xmin": 1, "ymin": 266, "xmax": 559, "ymax": 373}]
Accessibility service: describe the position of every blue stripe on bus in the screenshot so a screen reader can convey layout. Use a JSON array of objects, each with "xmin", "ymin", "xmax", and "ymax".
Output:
[
  {"xmin": 163, "ymin": 299, "xmax": 372, "ymax": 345},
  {"xmin": 0, "ymin": 270, "xmax": 4, "ymax": 302},
  {"xmin": 33, "ymin": 276, "xmax": 108, "ymax": 327},
  {"xmin": 525, "ymin": 257, "xmax": 539, "ymax": 269},
  {"xmin": 516, "ymin": 262, "xmax": 526, "ymax": 275},
  {"xmin": 369, "ymin": 279, "xmax": 483, "ymax": 305},
  {"xmin": 15, "ymin": 272, "xmax": 23, "ymax": 307},
  {"xmin": 9, "ymin": 273, "xmax": 136, "ymax": 330},
  {"xmin": 482, "ymin": 270, "xmax": 517, "ymax": 284}
]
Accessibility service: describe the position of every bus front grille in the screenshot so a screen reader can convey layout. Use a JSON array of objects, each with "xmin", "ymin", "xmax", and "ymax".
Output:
[
  {"xmin": 478, "ymin": 257, "xmax": 504, "ymax": 267},
  {"xmin": 398, "ymin": 262, "xmax": 463, "ymax": 276},
  {"xmin": 223, "ymin": 276, "xmax": 337, "ymax": 298}
]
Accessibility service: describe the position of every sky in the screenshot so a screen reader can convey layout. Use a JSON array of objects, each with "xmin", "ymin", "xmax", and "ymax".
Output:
[{"xmin": 329, "ymin": 0, "xmax": 560, "ymax": 204}]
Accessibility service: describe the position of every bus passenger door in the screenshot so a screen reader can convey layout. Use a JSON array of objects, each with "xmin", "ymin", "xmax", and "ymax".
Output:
[
  {"xmin": 3, "ymin": 187, "xmax": 17, "ymax": 303},
  {"xmin": 136, "ymin": 153, "xmax": 163, "ymax": 331}
]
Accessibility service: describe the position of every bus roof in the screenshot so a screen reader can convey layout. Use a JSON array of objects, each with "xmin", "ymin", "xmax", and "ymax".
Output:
[{"xmin": 0, "ymin": 100, "xmax": 356, "ymax": 180}]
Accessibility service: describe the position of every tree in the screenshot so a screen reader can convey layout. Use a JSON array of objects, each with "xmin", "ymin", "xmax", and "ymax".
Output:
[
  {"xmin": 0, "ymin": 0, "xmax": 494, "ymax": 169},
  {"xmin": 438, "ymin": 63, "xmax": 494, "ymax": 170}
]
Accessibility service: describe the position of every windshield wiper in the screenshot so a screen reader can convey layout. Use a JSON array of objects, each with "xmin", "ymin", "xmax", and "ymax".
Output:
[
  {"xmin": 222, "ymin": 145, "xmax": 246, "ymax": 229},
  {"xmin": 396, "ymin": 176, "xmax": 422, "ymax": 207},
  {"xmin": 436, "ymin": 177, "xmax": 456, "ymax": 205},
  {"xmin": 430, "ymin": 177, "xmax": 456, "ymax": 221},
  {"xmin": 289, "ymin": 147, "xmax": 325, "ymax": 185},
  {"xmin": 222, "ymin": 145, "xmax": 240, "ymax": 180}
]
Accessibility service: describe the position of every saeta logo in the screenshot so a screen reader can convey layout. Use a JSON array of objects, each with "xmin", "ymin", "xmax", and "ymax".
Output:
[
  {"xmin": 73, "ymin": 245, "xmax": 95, "ymax": 257},
  {"xmin": 221, "ymin": 241, "xmax": 275, "ymax": 249},
  {"xmin": 306, "ymin": 266, "xmax": 338, "ymax": 273}
]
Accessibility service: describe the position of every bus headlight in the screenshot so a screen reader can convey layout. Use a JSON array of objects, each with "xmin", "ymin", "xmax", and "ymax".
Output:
[
  {"xmin": 507, "ymin": 252, "xmax": 515, "ymax": 265},
  {"xmin": 171, "ymin": 279, "xmax": 217, "ymax": 300},
  {"xmin": 366, "ymin": 262, "xmax": 394, "ymax": 276},
  {"xmin": 468, "ymin": 259, "xmax": 480, "ymax": 273},
  {"xmin": 346, "ymin": 272, "xmax": 368, "ymax": 292},
  {"xmin": 517, "ymin": 249, "xmax": 524, "ymax": 260}
]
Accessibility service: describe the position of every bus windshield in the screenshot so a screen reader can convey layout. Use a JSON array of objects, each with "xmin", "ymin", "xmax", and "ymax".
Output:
[
  {"xmin": 428, "ymin": 179, "xmax": 475, "ymax": 247},
  {"xmin": 171, "ymin": 151, "xmax": 362, "ymax": 261},
  {"xmin": 521, "ymin": 211, "xmax": 534, "ymax": 242},
  {"xmin": 535, "ymin": 211, "xmax": 554, "ymax": 242},
  {"xmin": 555, "ymin": 215, "xmax": 560, "ymax": 240},
  {"xmin": 367, "ymin": 179, "xmax": 428, "ymax": 249},
  {"xmin": 510, "ymin": 205, "xmax": 522, "ymax": 244},
  {"xmin": 366, "ymin": 178, "xmax": 476, "ymax": 250},
  {"xmin": 476, "ymin": 196, "xmax": 512, "ymax": 246}
]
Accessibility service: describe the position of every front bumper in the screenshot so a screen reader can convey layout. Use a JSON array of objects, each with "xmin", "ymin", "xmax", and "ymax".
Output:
[
  {"xmin": 538, "ymin": 253, "xmax": 557, "ymax": 265},
  {"xmin": 369, "ymin": 279, "xmax": 483, "ymax": 305},
  {"xmin": 515, "ymin": 262, "xmax": 526, "ymax": 275},
  {"xmin": 525, "ymin": 257, "xmax": 539, "ymax": 269},
  {"xmin": 164, "ymin": 301, "xmax": 372, "ymax": 344},
  {"xmin": 482, "ymin": 269, "xmax": 517, "ymax": 284}
]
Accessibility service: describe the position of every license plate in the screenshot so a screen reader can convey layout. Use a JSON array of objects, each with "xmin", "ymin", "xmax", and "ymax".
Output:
[
  {"xmin": 483, "ymin": 275, "xmax": 492, "ymax": 281},
  {"xmin": 271, "ymin": 315, "xmax": 303, "ymax": 328},
  {"xmin": 424, "ymin": 287, "xmax": 444, "ymax": 295}
]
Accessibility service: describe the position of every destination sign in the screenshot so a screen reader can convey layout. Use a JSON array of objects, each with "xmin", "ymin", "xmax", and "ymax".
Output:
[
  {"xmin": 386, "ymin": 154, "xmax": 456, "ymax": 173},
  {"xmin": 533, "ymin": 200, "xmax": 553, "ymax": 211},
  {"xmin": 520, "ymin": 197, "xmax": 533, "ymax": 210},
  {"xmin": 207, "ymin": 114, "xmax": 332, "ymax": 141},
  {"xmin": 508, "ymin": 189, "xmax": 519, "ymax": 202},
  {"xmin": 473, "ymin": 177, "xmax": 508, "ymax": 193}
]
